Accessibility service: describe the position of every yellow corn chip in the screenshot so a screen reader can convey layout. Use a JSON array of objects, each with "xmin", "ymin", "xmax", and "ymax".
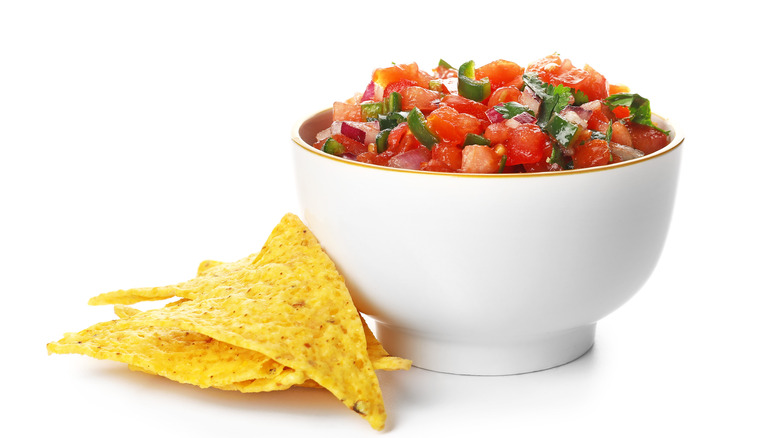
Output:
[
  {"xmin": 50, "ymin": 214, "xmax": 406, "ymax": 430},
  {"xmin": 47, "ymin": 317, "xmax": 286, "ymax": 388},
  {"xmin": 87, "ymin": 253, "xmax": 259, "ymax": 306}
]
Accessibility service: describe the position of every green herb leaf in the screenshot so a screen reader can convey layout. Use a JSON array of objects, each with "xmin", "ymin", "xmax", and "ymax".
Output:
[
  {"xmin": 494, "ymin": 101, "xmax": 535, "ymax": 119},
  {"xmin": 522, "ymin": 72, "xmax": 573, "ymax": 128},
  {"xmin": 573, "ymin": 89, "xmax": 590, "ymax": 105},
  {"xmin": 603, "ymin": 93, "xmax": 669, "ymax": 135}
]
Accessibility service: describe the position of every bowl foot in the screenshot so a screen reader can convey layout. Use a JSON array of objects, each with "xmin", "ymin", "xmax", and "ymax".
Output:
[{"xmin": 375, "ymin": 323, "xmax": 596, "ymax": 376}]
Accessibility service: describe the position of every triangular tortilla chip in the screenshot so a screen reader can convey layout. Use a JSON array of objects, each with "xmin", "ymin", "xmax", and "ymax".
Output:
[{"xmin": 51, "ymin": 214, "xmax": 402, "ymax": 430}]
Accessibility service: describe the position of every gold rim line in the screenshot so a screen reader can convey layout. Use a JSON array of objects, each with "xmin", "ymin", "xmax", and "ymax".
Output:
[{"xmin": 290, "ymin": 108, "xmax": 684, "ymax": 178}]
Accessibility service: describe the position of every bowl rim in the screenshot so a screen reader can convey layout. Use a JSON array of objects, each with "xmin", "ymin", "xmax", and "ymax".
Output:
[{"xmin": 291, "ymin": 108, "xmax": 684, "ymax": 178}]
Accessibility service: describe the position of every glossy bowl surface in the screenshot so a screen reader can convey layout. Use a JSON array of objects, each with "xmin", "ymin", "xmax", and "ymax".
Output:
[{"xmin": 292, "ymin": 109, "xmax": 683, "ymax": 375}]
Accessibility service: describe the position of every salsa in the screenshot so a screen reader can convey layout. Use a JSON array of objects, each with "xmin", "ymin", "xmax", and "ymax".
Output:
[{"xmin": 314, "ymin": 54, "xmax": 671, "ymax": 173}]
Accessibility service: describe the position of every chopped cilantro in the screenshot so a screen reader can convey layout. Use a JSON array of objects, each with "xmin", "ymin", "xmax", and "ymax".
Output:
[
  {"xmin": 603, "ymin": 93, "xmax": 669, "ymax": 135},
  {"xmin": 522, "ymin": 72, "xmax": 573, "ymax": 128},
  {"xmin": 494, "ymin": 101, "xmax": 535, "ymax": 119}
]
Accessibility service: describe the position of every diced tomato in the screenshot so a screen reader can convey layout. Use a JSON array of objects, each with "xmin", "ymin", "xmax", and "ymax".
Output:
[
  {"xmin": 522, "ymin": 139, "xmax": 558, "ymax": 173},
  {"xmin": 460, "ymin": 145, "xmax": 501, "ymax": 173},
  {"xmin": 386, "ymin": 124, "xmax": 407, "ymax": 149},
  {"xmin": 385, "ymin": 123, "xmax": 420, "ymax": 155},
  {"xmin": 505, "ymin": 123, "xmax": 547, "ymax": 165},
  {"xmin": 372, "ymin": 62, "xmax": 432, "ymax": 88},
  {"xmin": 610, "ymin": 121, "xmax": 632, "ymax": 147},
  {"xmin": 426, "ymin": 105, "xmax": 488, "ymax": 146},
  {"xmin": 572, "ymin": 139, "xmax": 611, "ymax": 169},
  {"xmin": 420, "ymin": 159, "xmax": 453, "ymax": 172},
  {"xmin": 371, "ymin": 153, "xmax": 391, "ymax": 167},
  {"xmin": 400, "ymin": 86, "xmax": 441, "ymax": 113},
  {"xmin": 484, "ymin": 121, "xmax": 546, "ymax": 165},
  {"xmin": 483, "ymin": 122, "xmax": 510, "ymax": 145},
  {"xmin": 427, "ymin": 143, "xmax": 463, "ymax": 171},
  {"xmin": 487, "ymin": 86, "xmax": 521, "ymax": 108},
  {"xmin": 426, "ymin": 107, "xmax": 462, "ymax": 145},
  {"xmin": 489, "ymin": 122, "xmax": 544, "ymax": 165},
  {"xmin": 356, "ymin": 151, "xmax": 377, "ymax": 163},
  {"xmin": 384, "ymin": 79, "xmax": 417, "ymax": 99},
  {"xmin": 330, "ymin": 133, "xmax": 368, "ymax": 156},
  {"xmin": 526, "ymin": 55, "xmax": 608, "ymax": 101},
  {"xmin": 526, "ymin": 54, "xmax": 562, "ymax": 84},
  {"xmin": 627, "ymin": 122, "xmax": 669, "ymax": 155},
  {"xmin": 333, "ymin": 101, "xmax": 362, "ymax": 122},
  {"xmin": 433, "ymin": 65, "xmax": 458, "ymax": 79},
  {"xmin": 430, "ymin": 109, "xmax": 480, "ymax": 146},
  {"xmin": 577, "ymin": 64, "xmax": 609, "ymax": 101},
  {"xmin": 440, "ymin": 94, "xmax": 489, "ymax": 121},
  {"xmin": 583, "ymin": 101, "xmax": 615, "ymax": 132},
  {"xmin": 313, "ymin": 137, "xmax": 327, "ymax": 150},
  {"xmin": 475, "ymin": 59, "xmax": 524, "ymax": 90},
  {"xmin": 612, "ymin": 106, "xmax": 631, "ymax": 119}
]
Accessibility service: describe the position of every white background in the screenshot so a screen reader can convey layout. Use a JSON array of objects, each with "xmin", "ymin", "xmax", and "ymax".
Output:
[{"xmin": 2, "ymin": 1, "xmax": 778, "ymax": 436}]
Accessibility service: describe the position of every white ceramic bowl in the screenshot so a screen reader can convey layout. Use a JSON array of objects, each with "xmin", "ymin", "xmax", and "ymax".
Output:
[{"xmin": 292, "ymin": 109, "xmax": 683, "ymax": 375}]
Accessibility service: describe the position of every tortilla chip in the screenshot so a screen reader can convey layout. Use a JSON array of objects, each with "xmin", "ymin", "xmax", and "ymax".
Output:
[
  {"xmin": 50, "ymin": 214, "xmax": 402, "ymax": 430},
  {"xmin": 87, "ymin": 253, "xmax": 259, "ymax": 306}
]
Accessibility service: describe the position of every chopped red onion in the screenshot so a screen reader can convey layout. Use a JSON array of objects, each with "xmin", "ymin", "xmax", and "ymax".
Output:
[
  {"xmin": 505, "ymin": 118, "xmax": 521, "ymax": 129},
  {"xmin": 339, "ymin": 121, "xmax": 367, "ymax": 144},
  {"xmin": 485, "ymin": 107, "xmax": 504, "ymax": 124},
  {"xmin": 315, "ymin": 127, "xmax": 332, "ymax": 142},
  {"xmin": 580, "ymin": 100, "xmax": 602, "ymax": 112},
  {"xmin": 561, "ymin": 105, "xmax": 592, "ymax": 120},
  {"xmin": 332, "ymin": 121, "xmax": 380, "ymax": 145},
  {"xmin": 513, "ymin": 112, "xmax": 537, "ymax": 124},
  {"xmin": 360, "ymin": 81, "xmax": 376, "ymax": 102},
  {"xmin": 387, "ymin": 147, "xmax": 432, "ymax": 170},
  {"xmin": 519, "ymin": 86, "xmax": 541, "ymax": 114},
  {"xmin": 610, "ymin": 143, "xmax": 644, "ymax": 162},
  {"xmin": 560, "ymin": 106, "xmax": 591, "ymax": 129}
]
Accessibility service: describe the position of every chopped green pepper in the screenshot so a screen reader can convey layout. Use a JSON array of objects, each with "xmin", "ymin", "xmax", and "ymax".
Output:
[
  {"xmin": 457, "ymin": 60, "xmax": 491, "ymax": 102},
  {"xmin": 361, "ymin": 91, "xmax": 403, "ymax": 121},
  {"xmin": 360, "ymin": 102, "xmax": 383, "ymax": 121},
  {"xmin": 407, "ymin": 107, "xmax": 440, "ymax": 149},
  {"xmin": 375, "ymin": 128, "xmax": 391, "ymax": 154},
  {"xmin": 438, "ymin": 59, "xmax": 455, "ymax": 70},
  {"xmin": 546, "ymin": 114, "xmax": 580, "ymax": 149},
  {"xmin": 322, "ymin": 137, "xmax": 345, "ymax": 156},
  {"xmin": 384, "ymin": 91, "xmax": 402, "ymax": 113},
  {"xmin": 378, "ymin": 111, "xmax": 407, "ymax": 130},
  {"xmin": 464, "ymin": 132, "xmax": 491, "ymax": 146},
  {"xmin": 428, "ymin": 79, "xmax": 446, "ymax": 92}
]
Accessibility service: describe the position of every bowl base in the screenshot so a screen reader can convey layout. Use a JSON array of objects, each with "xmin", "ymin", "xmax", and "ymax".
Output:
[{"xmin": 375, "ymin": 323, "xmax": 596, "ymax": 376}]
